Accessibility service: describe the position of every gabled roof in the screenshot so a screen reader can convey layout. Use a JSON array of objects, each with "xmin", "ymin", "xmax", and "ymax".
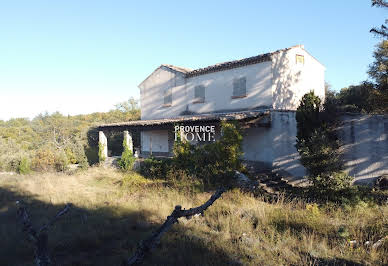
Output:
[
  {"xmin": 139, "ymin": 45, "xmax": 325, "ymax": 87},
  {"xmin": 158, "ymin": 46, "xmax": 292, "ymax": 79},
  {"xmin": 185, "ymin": 52, "xmax": 273, "ymax": 78}
]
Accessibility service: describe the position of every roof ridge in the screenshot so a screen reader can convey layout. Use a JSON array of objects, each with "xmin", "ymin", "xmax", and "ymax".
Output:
[
  {"xmin": 185, "ymin": 46, "xmax": 300, "ymax": 78},
  {"xmin": 159, "ymin": 45, "xmax": 308, "ymax": 78}
]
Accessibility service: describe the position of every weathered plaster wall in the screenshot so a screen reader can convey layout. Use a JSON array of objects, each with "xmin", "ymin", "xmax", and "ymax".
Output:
[
  {"xmin": 139, "ymin": 46, "xmax": 325, "ymax": 121},
  {"xmin": 186, "ymin": 61, "xmax": 273, "ymax": 114},
  {"xmin": 243, "ymin": 112, "xmax": 388, "ymax": 183},
  {"xmin": 139, "ymin": 66, "xmax": 186, "ymax": 120},
  {"xmin": 338, "ymin": 114, "xmax": 388, "ymax": 184},
  {"xmin": 272, "ymin": 46, "xmax": 325, "ymax": 110},
  {"xmin": 139, "ymin": 62, "xmax": 273, "ymax": 120},
  {"xmin": 271, "ymin": 111, "xmax": 306, "ymax": 177},
  {"xmin": 242, "ymin": 127, "xmax": 273, "ymax": 164},
  {"xmin": 242, "ymin": 111, "xmax": 306, "ymax": 177}
]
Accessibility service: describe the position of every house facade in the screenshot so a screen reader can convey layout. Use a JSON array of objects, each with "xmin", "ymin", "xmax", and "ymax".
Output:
[
  {"xmin": 99, "ymin": 45, "xmax": 325, "ymax": 178},
  {"xmin": 139, "ymin": 45, "xmax": 325, "ymax": 120}
]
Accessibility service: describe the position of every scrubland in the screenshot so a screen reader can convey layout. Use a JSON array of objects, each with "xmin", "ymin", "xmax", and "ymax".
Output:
[{"xmin": 0, "ymin": 167, "xmax": 387, "ymax": 265}]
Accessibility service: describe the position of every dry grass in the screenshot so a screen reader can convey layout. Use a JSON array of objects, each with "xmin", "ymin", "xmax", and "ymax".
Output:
[{"xmin": 0, "ymin": 167, "xmax": 387, "ymax": 265}]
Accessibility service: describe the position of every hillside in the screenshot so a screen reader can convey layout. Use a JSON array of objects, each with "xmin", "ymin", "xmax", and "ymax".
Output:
[{"xmin": 0, "ymin": 167, "xmax": 386, "ymax": 265}]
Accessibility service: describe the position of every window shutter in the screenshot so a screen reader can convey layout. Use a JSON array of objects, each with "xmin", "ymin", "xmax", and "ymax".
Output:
[
  {"xmin": 233, "ymin": 77, "xmax": 246, "ymax": 97},
  {"xmin": 194, "ymin": 85, "xmax": 205, "ymax": 102},
  {"xmin": 164, "ymin": 88, "xmax": 172, "ymax": 105},
  {"xmin": 240, "ymin": 77, "xmax": 246, "ymax": 96}
]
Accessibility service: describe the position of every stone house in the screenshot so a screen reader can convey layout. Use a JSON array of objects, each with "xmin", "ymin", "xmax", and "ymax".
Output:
[{"xmin": 99, "ymin": 45, "xmax": 325, "ymax": 178}]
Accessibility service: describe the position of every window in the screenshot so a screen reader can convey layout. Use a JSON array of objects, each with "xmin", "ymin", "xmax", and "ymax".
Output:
[
  {"xmin": 163, "ymin": 88, "xmax": 172, "ymax": 106},
  {"xmin": 296, "ymin": 54, "xmax": 304, "ymax": 65},
  {"xmin": 193, "ymin": 85, "xmax": 205, "ymax": 103},
  {"xmin": 232, "ymin": 77, "xmax": 246, "ymax": 98}
]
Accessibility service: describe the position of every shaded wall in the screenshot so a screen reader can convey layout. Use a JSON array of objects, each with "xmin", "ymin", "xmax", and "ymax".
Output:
[
  {"xmin": 271, "ymin": 111, "xmax": 306, "ymax": 177},
  {"xmin": 242, "ymin": 111, "xmax": 306, "ymax": 177},
  {"xmin": 243, "ymin": 112, "xmax": 388, "ymax": 184},
  {"xmin": 338, "ymin": 114, "xmax": 388, "ymax": 184}
]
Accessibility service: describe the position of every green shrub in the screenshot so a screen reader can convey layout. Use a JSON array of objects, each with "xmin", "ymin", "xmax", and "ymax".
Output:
[
  {"xmin": 139, "ymin": 122, "xmax": 243, "ymax": 186},
  {"xmin": 309, "ymin": 172, "xmax": 354, "ymax": 199},
  {"xmin": 171, "ymin": 121, "xmax": 244, "ymax": 186},
  {"xmin": 295, "ymin": 91, "xmax": 322, "ymax": 142},
  {"xmin": 297, "ymin": 127, "xmax": 342, "ymax": 178},
  {"xmin": 118, "ymin": 140, "xmax": 135, "ymax": 171},
  {"xmin": 17, "ymin": 157, "xmax": 31, "ymax": 174},
  {"xmin": 55, "ymin": 150, "xmax": 69, "ymax": 172},
  {"xmin": 139, "ymin": 157, "xmax": 171, "ymax": 179},
  {"xmin": 296, "ymin": 91, "xmax": 352, "ymax": 194}
]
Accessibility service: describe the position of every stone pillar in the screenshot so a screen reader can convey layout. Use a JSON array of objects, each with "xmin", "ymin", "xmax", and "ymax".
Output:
[
  {"xmin": 180, "ymin": 129, "xmax": 186, "ymax": 142},
  {"xmin": 98, "ymin": 131, "xmax": 108, "ymax": 160},
  {"xmin": 149, "ymin": 135, "xmax": 152, "ymax": 156},
  {"xmin": 123, "ymin": 130, "xmax": 133, "ymax": 154}
]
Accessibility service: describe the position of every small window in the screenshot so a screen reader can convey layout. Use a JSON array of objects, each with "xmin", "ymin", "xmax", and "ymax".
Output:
[
  {"xmin": 193, "ymin": 85, "xmax": 205, "ymax": 103},
  {"xmin": 232, "ymin": 77, "xmax": 246, "ymax": 98},
  {"xmin": 296, "ymin": 54, "xmax": 304, "ymax": 65},
  {"xmin": 163, "ymin": 88, "xmax": 172, "ymax": 106}
]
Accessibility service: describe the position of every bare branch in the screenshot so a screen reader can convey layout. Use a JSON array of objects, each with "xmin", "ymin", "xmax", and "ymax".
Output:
[
  {"xmin": 372, "ymin": 0, "xmax": 388, "ymax": 8},
  {"xmin": 17, "ymin": 204, "xmax": 38, "ymax": 243},
  {"xmin": 370, "ymin": 25, "xmax": 388, "ymax": 38},
  {"xmin": 38, "ymin": 203, "xmax": 72, "ymax": 234},
  {"xmin": 17, "ymin": 202, "xmax": 72, "ymax": 266},
  {"xmin": 127, "ymin": 188, "xmax": 225, "ymax": 265}
]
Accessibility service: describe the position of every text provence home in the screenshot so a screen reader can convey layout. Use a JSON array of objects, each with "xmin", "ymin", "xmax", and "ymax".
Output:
[{"xmin": 174, "ymin": 125, "xmax": 216, "ymax": 142}]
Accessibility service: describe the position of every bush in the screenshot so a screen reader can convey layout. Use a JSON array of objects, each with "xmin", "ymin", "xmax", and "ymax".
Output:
[
  {"xmin": 31, "ymin": 147, "xmax": 69, "ymax": 172},
  {"xmin": 295, "ymin": 91, "xmax": 322, "ymax": 141},
  {"xmin": 0, "ymin": 138, "xmax": 29, "ymax": 172},
  {"xmin": 309, "ymin": 172, "xmax": 353, "ymax": 197},
  {"xmin": 55, "ymin": 150, "xmax": 69, "ymax": 172},
  {"xmin": 171, "ymin": 121, "xmax": 244, "ymax": 185},
  {"xmin": 296, "ymin": 91, "xmax": 352, "ymax": 194},
  {"xmin": 17, "ymin": 157, "xmax": 31, "ymax": 174},
  {"xmin": 139, "ymin": 122, "xmax": 243, "ymax": 186},
  {"xmin": 297, "ymin": 127, "xmax": 342, "ymax": 178},
  {"xmin": 139, "ymin": 157, "xmax": 172, "ymax": 179},
  {"xmin": 32, "ymin": 148, "xmax": 56, "ymax": 171},
  {"xmin": 118, "ymin": 140, "xmax": 135, "ymax": 171}
]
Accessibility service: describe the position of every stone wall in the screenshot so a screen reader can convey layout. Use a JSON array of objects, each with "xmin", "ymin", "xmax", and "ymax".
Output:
[
  {"xmin": 338, "ymin": 114, "xmax": 388, "ymax": 184},
  {"xmin": 243, "ymin": 112, "xmax": 388, "ymax": 185}
]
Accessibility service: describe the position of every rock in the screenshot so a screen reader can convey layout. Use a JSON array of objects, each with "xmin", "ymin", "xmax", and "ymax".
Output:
[
  {"xmin": 375, "ymin": 174, "xmax": 388, "ymax": 190},
  {"xmin": 372, "ymin": 236, "xmax": 387, "ymax": 249}
]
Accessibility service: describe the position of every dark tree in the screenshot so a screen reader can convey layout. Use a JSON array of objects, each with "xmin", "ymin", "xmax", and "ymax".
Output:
[
  {"xmin": 370, "ymin": 0, "xmax": 388, "ymax": 38},
  {"xmin": 368, "ymin": 40, "xmax": 388, "ymax": 91}
]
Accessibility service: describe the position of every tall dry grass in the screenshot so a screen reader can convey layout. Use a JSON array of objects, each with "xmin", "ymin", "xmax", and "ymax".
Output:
[{"xmin": 0, "ymin": 167, "xmax": 387, "ymax": 265}]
